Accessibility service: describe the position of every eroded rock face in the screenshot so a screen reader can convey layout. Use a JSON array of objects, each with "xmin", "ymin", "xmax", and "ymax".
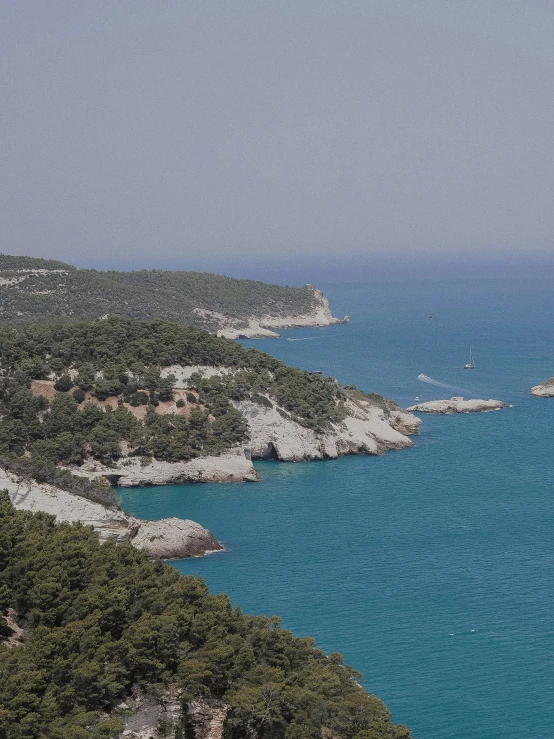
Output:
[
  {"xmin": 119, "ymin": 685, "xmax": 184, "ymax": 739},
  {"xmin": 187, "ymin": 699, "xmax": 230, "ymax": 739},
  {"xmin": 132, "ymin": 518, "xmax": 222, "ymax": 559},
  {"xmin": 118, "ymin": 692, "xmax": 230, "ymax": 739},
  {"xmin": 216, "ymin": 285, "xmax": 347, "ymax": 339},
  {"xmin": 1, "ymin": 468, "xmax": 222, "ymax": 558},
  {"xmin": 2, "ymin": 609, "xmax": 25, "ymax": 648},
  {"xmin": 406, "ymin": 397, "xmax": 507, "ymax": 413},
  {"xmin": 236, "ymin": 397, "xmax": 420, "ymax": 462},
  {"xmin": 68, "ymin": 450, "xmax": 258, "ymax": 487},
  {"xmin": 530, "ymin": 377, "xmax": 554, "ymax": 397}
]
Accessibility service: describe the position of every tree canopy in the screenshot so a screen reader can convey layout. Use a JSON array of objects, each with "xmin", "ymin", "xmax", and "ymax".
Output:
[
  {"xmin": 0, "ymin": 495, "xmax": 411, "ymax": 739},
  {"xmin": 0, "ymin": 255, "xmax": 318, "ymax": 330}
]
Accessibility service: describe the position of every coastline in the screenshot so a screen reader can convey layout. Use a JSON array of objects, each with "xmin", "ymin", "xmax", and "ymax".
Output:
[{"xmin": 216, "ymin": 287, "xmax": 349, "ymax": 339}]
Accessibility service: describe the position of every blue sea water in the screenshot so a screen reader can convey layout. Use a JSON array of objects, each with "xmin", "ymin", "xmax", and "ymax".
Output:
[{"xmin": 120, "ymin": 276, "xmax": 554, "ymax": 739}]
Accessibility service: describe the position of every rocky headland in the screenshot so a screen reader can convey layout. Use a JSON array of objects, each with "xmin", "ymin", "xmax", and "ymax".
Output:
[
  {"xmin": 60, "ymin": 365, "xmax": 421, "ymax": 486},
  {"xmin": 530, "ymin": 377, "xmax": 554, "ymax": 397},
  {"xmin": 0, "ymin": 317, "xmax": 421, "ymax": 556},
  {"xmin": 236, "ymin": 395, "xmax": 420, "ymax": 460},
  {"xmin": 215, "ymin": 287, "xmax": 349, "ymax": 339},
  {"xmin": 0, "ymin": 466, "xmax": 222, "ymax": 558},
  {"xmin": 0, "ymin": 255, "xmax": 347, "ymax": 338},
  {"xmin": 407, "ymin": 396, "xmax": 507, "ymax": 413}
]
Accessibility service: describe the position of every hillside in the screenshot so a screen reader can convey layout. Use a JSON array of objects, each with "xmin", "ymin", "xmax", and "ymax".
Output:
[
  {"xmin": 0, "ymin": 497, "xmax": 411, "ymax": 739},
  {"xmin": 0, "ymin": 254, "xmax": 345, "ymax": 337},
  {"xmin": 0, "ymin": 316, "xmax": 419, "ymax": 492}
]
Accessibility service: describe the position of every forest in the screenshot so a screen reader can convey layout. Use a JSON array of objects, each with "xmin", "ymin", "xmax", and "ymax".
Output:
[
  {"xmin": 0, "ymin": 316, "xmax": 355, "ymax": 503},
  {"xmin": 0, "ymin": 255, "xmax": 318, "ymax": 330},
  {"xmin": 0, "ymin": 496, "xmax": 411, "ymax": 739}
]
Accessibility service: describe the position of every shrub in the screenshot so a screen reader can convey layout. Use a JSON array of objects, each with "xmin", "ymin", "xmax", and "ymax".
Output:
[
  {"xmin": 54, "ymin": 373, "xmax": 73, "ymax": 392},
  {"xmin": 72, "ymin": 387, "xmax": 86, "ymax": 404}
]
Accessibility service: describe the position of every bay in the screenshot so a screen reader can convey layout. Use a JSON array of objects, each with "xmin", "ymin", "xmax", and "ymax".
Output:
[{"xmin": 120, "ymin": 275, "xmax": 554, "ymax": 739}]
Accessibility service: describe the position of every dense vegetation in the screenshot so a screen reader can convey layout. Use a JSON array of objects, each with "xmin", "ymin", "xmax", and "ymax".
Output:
[
  {"xmin": 0, "ymin": 255, "xmax": 318, "ymax": 330},
  {"xmin": 0, "ymin": 316, "xmax": 347, "ymax": 480},
  {"xmin": 0, "ymin": 496, "xmax": 411, "ymax": 739},
  {"xmin": 0, "ymin": 316, "xmax": 354, "ymax": 504}
]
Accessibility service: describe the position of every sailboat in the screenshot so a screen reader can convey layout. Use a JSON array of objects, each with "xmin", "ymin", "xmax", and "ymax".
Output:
[{"xmin": 463, "ymin": 349, "xmax": 475, "ymax": 369}]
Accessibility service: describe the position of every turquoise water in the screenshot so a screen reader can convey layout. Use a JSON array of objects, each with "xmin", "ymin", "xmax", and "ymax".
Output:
[{"xmin": 120, "ymin": 277, "xmax": 554, "ymax": 739}]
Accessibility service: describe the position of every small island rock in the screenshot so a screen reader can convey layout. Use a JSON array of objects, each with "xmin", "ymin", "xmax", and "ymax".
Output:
[
  {"xmin": 406, "ymin": 396, "xmax": 507, "ymax": 414},
  {"xmin": 530, "ymin": 377, "xmax": 554, "ymax": 397}
]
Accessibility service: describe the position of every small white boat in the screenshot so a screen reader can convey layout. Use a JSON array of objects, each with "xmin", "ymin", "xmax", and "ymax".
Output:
[
  {"xmin": 414, "ymin": 396, "xmax": 420, "ymax": 401},
  {"xmin": 463, "ymin": 349, "xmax": 475, "ymax": 369}
]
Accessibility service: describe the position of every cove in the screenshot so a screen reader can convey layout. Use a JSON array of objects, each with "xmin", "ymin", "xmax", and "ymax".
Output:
[{"xmin": 120, "ymin": 276, "xmax": 554, "ymax": 739}]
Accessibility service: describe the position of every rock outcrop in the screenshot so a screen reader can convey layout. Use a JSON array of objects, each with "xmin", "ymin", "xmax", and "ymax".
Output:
[
  {"xmin": 68, "ymin": 450, "xmax": 258, "ymax": 487},
  {"xmin": 237, "ymin": 397, "xmax": 420, "ymax": 461},
  {"xmin": 1, "ymin": 467, "xmax": 222, "ymax": 558},
  {"xmin": 216, "ymin": 286, "xmax": 348, "ymax": 340},
  {"xmin": 117, "ymin": 689, "xmax": 229, "ymax": 739},
  {"xmin": 2, "ymin": 609, "xmax": 25, "ymax": 648},
  {"xmin": 119, "ymin": 685, "xmax": 185, "ymax": 739},
  {"xmin": 406, "ymin": 397, "xmax": 507, "ymax": 413},
  {"xmin": 530, "ymin": 377, "xmax": 554, "ymax": 397},
  {"xmin": 186, "ymin": 699, "xmax": 230, "ymax": 739}
]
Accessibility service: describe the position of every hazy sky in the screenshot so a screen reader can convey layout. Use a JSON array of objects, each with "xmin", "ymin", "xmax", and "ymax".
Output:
[{"xmin": 2, "ymin": 1, "xmax": 554, "ymax": 272}]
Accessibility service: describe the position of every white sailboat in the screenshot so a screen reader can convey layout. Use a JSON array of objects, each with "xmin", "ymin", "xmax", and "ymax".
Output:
[{"xmin": 463, "ymin": 349, "xmax": 475, "ymax": 369}]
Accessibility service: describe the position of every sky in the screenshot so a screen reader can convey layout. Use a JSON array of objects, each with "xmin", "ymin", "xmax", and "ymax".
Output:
[{"xmin": 1, "ymin": 1, "xmax": 554, "ymax": 278}]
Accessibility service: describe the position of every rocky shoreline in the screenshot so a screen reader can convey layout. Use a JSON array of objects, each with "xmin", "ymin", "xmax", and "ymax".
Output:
[
  {"xmin": 407, "ymin": 396, "xmax": 507, "ymax": 413},
  {"xmin": 530, "ymin": 377, "xmax": 554, "ymax": 397},
  {"xmin": 0, "ymin": 467, "xmax": 222, "ymax": 559},
  {"xmin": 216, "ymin": 286, "xmax": 349, "ymax": 339},
  {"xmin": 67, "ymin": 450, "xmax": 259, "ymax": 487},
  {"xmin": 2, "ymin": 389, "xmax": 421, "ymax": 558},
  {"xmin": 60, "ymin": 392, "xmax": 421, "ymax": 487}
]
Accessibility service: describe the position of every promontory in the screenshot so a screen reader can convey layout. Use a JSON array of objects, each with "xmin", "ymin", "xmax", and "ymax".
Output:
[
  {"xmin": 0, "ymin": 253, "xmax": 348, "ymax": 337},
  {"xmin": 0, "ymin": 315, "xmax": 420, "ymax": 549}
]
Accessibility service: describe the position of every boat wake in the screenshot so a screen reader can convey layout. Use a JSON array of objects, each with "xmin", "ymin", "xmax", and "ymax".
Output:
[
  {"xmin": 286, "ymin": 337, "xmax": 321, "ymax": 341},
  {"xmin": 417, "ymin": 373, "xmax": 471, "ymax": 394}
]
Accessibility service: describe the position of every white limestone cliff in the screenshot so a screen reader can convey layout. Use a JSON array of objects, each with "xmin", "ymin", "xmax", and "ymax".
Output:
[
  {"xmin": 214, "ymin": 286, "xmax": 349, "ymax": 339},
  {"xmin": 530, "ymin": 377, "xmax": 554, "ymax": 397},
  {"xmin": 236, "ymin": 397, "xmax": 420, "ymax": 461},
  {"xmin": 68, "ymin": 450, "xmax": 259, "ymax": 487},
  {"xmin": 406, "ymin": 397, "xmax": 507, "ymax": 413},
  {"xmin": 0, "ymin": 467, "xmax": 222, "ymax": 558}
]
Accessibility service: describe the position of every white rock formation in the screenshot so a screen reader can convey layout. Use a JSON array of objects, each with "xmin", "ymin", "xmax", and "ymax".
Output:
[
  {"xmin": 530, "ymin": 377, "xmax": 554, "ymax": 397},
  {"xmin": 214, "ymin": 286, "xmax": 348, "ymax": 339},
  {"xmin": 0, "ymin": 467, "xmax": 222, "ymax": 558},
  {"xmin": 119, "ymin": 685, "xmax": 184, "ymax": 739},
  {"xmin": 69, "ymin": 450, "xmax": 258, "ymax": 487},
  {"xmin": 236, "ymin": 398, "xmax": 420, "ymax": 461},
  {"xmin": 118, "ymin": 689, "xmax": 229, "ymax": 739},
  {"xmin": 406, "ymin": 397, "xmax": 507, "ymax": 413},
  {"xmin": 160, "ymin": 364, "xmax": 234, "ymax": 384}
]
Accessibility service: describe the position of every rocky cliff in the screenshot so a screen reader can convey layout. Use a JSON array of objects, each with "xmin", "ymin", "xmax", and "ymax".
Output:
[
  {"xmin": 0, "ymin": 467, "xmax": 222, "ymax": 558},
  {"xmin": 216, "ymin": 286, "xmax": 348, "ymax": 339},
  {"xmin": 114, "ymin": 686, "xmax": 229, "ymax": 739},
  {"xmin": 0, "ymin": 255, "xmax": 346, "ymax": 337},
  {"xmin": 530, "ymin": 377, "xmax": 554, "ymax": 397},
  {"xmin": 407, "ymin": 397, "xmax": 507, "ymax": 413},
  {"xmin": 236, "ymin": 396, "xmax": 420, "ymax": 461},
  {"xmin": 68, "ymin": 450, "xmax": 259, "ymax": 487}
]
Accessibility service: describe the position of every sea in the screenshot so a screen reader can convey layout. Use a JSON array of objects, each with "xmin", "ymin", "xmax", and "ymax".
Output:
[{"xmin": 119, "ymin": 275, "xmax": 554, "ymax": 739}]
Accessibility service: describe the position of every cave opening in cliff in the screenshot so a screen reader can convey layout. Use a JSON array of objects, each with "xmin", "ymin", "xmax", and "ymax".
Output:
[{"xmin": 262, "ymin": 442, "xmax": 279, "ymax": 460}]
